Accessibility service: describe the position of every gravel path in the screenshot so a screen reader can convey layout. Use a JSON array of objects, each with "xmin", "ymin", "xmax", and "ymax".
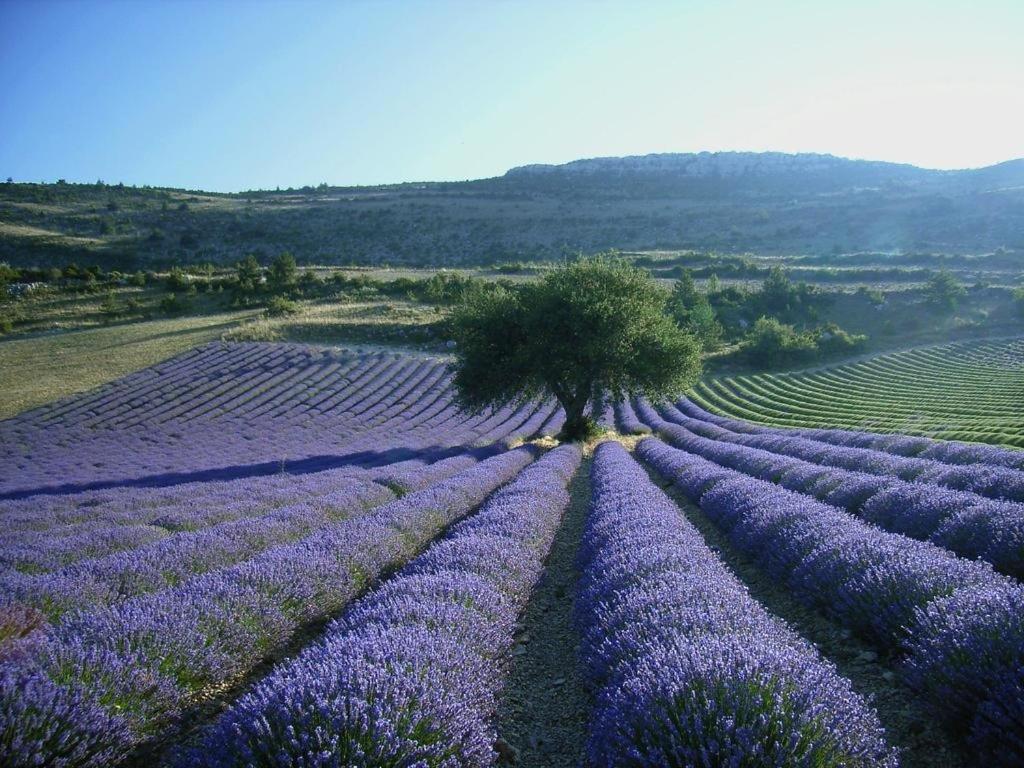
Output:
[{"xmin": 494, "ymin": 456, "xmax": 592, "ymax": 767}]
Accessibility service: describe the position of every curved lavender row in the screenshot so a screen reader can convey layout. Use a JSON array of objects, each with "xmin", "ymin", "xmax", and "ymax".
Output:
[
  {"xmin": 1, "ymin": 352, "xmax": 531, "ymax": 499},
  {"xmin": 580, "ymin": 442, "xmax": 896, "ymax": 767},
  {"xmin": 642, "ymin": 402, "xmax": 1024, "ymax": 579},
  {"xmin": 613, "ymin": 398, "xmax": 650, "ymax": 435},
  {"xmin": 1, "ymin": 477, "xmax": 394, "ymax": 621},
  {"xmin": 5, "ymin": 446, "xmax": 496, "ymax": 605},
  {"xmin": 665, "ymin": 401, "xmax": 1024, "ymax": 503},
  {"xmin": 0, "ymin": 466, "xmax": 376, "ymax": 572},
  {"xmin": 638, "ymin": 437, "xmax": 1024, "ymax": 763},
  {"xmin": 0, "ymin": 465, "xmax": 369, "ymax": 531},
  {"xmin": 499, "ymin": 399, "xmax": 559, "ymax": 446},
  {"xmin": 677, "ymin": 397, "xmax": 1024, "ymax": 470},
  {"xmin": 1, "ymin": 348, "xmax": 482, "ymax": 494},
  {"xmin": 183, "ymin": 444, "xmax": 581, "ymax": 767},
  {"xmin": 0, "ymin": 447, "xmax": 536, "ymax": 768}
]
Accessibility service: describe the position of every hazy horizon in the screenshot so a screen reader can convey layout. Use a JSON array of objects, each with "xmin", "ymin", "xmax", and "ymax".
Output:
[{"xmin": 2, "ymin": 0, "xmax": 1022, "ymax": 192}]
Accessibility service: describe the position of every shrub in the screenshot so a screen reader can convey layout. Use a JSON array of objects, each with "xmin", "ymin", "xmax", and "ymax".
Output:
[
  {"xmin": 741, "ymin": 317, "xmax": 817, "ymax": 368},
  {"xmin": 159, "ymin": 293, "xmax": 190, "ymax": 315},
  {"xmin": 265, "ymin": 296, "xmax": 299, "ymax": 317}
]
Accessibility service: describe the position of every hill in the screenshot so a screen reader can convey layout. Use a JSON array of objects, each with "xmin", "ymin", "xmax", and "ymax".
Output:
[{"xmin": 1, "ymin": 152, "xmax": 1023, "ymax": 269}]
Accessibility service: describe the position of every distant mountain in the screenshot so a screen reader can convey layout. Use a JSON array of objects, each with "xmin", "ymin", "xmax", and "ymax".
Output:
[
  {"xmin": 1, "ymin": 152, "xmax": 1022, "ymax": 269},
  {"xmin": 504, "ymin": 151, "xmax": 1024, "ymax": 194},
  {"xmin": 508, "ymin": 151, "xmax": 931, "ymax": 178}
]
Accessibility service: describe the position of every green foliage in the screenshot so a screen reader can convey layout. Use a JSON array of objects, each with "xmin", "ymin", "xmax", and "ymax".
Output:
[
  {"xmin": 266, "ymin": 296, "xmax": 299, "ymax": 317},
  {"xmin": 129, "ymin": 270, "xmax": 147, "ymax": 287},
  {"xmin": 0, "ymin": 262, "xmax": 18, "ymax": 291},
  {"xmin": 750, "ymin": 266, "xmax": 829, "ymax": 325},
  {"xmin": 234, "ymin": 255, "xmax": 262, "ymax": 298},
  {"xmin": 741, "ymin": 317, "xmax": 867, "ymax": 369},
  {"xmin": 165, "ymin": 267, "xmax": 190, "ymax": 292},
  {"xmin": 924, "ymin": 269, "xmax": 966, "ymax": 314},
  {"xmin": 449, "ymin": 256, "xmax": 701, "ymax": 440},
  {"xmin": 267, "ymin": 252, "xmax": 298, "ymax": 293},
  {"xmin": 99, "ymin": 290, "xmax": 122, "ymax": 319},
  {"xmin": 159, "ymin": 292, "xmax": 191, "ymax": 315},
  {"xmin": 298, "ymin": 270, "xmax": 322, "ymax": 293},
  {"xmin": 856, "ymin": 286, "xmax": 885, "ymax": 306},
  {"xmin": 668, "ymin": 270, "xmax": 724, "ymax": 351},
  {"xmin": 814, "ymin": 323, "xmax": 868, "ymax": 358},
  {"xmin": 742, "ymin": 317, "xmax": 818, "ymax": 368},
  {"xmin": 418, "ymin": 271, "xmax": 487, "ymax": 305}
]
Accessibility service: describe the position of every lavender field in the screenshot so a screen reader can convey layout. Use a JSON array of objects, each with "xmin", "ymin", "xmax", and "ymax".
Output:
[{"xmin": 1, "ymin": 341, "xmax": 1023, "ymax": 767}]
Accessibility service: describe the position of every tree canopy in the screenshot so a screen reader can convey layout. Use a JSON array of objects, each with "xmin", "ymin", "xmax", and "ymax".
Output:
[{"xmin": 449, "ymin": 256, "xmax": 701, "ymax": 440}]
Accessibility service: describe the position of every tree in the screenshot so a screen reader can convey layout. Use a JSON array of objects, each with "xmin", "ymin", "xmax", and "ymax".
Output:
[
  {"xmin": 99, "ymin": 290, "xmax": 121, "ymax": 320},
  {"xmin": 165, "ymin": 267, "xmax": 190, "ymax": 292},
  {"xmin": 925, "ymin": 270, "xmax": 966, "ymax": 314},
  {"xmin": 267, "ymin": 252, "xmax": 298, "ymax": 293},
  {"xmin": 669, "ymin": 270, "xmax": 723, "ymax": 351},
  {"xmin": 449, "ymin": 256, "xmax": 701, "ymax": 441},
  {"xmin": 742, "ymin": 316, "xmax": 818, "ymax": 368},
  {"xmin": 236, "ymin": 255, "xmax": 262, "ymax": 293}
]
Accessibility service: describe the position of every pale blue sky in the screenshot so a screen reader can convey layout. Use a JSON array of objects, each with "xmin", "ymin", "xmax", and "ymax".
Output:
[{"xmin": 1, "ymin": 0, "xmax": 1021, "ymax": 191}]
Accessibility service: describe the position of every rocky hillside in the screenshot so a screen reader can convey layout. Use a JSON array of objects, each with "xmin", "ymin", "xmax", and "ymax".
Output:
[{"xmin": 1, "ymin": 153, "xmax": 1022, "ymax": 269}]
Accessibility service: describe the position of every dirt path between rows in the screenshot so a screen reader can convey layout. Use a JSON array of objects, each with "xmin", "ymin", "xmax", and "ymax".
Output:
[{"xmin": 495, "ymin": 456, "xmax": 593, "ymax": 767}]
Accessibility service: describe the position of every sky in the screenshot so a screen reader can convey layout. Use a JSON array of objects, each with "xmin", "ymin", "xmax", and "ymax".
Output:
[{"xmin": 1, "ymin": 0, "xmax": 1022, "ymax": 191}]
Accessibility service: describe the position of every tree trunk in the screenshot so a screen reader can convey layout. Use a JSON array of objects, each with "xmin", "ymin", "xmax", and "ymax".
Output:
[{"xmin": 556, "ymin": 384, "xmax": 595, "ymax": 441}]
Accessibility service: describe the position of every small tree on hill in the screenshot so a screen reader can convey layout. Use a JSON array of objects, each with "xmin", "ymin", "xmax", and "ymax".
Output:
[
  {"xmin": 669, "ymin": 269, "xmax": 724, "ymax": 351},
  {"xmin": 925, "ymin": 269, "xmax": 966, "ymax": 314},
  {"xmin": 237, "ymin": 255, "xmax": 262, "ymax": 290},
  {"xmin": 268, "ymin": 252, "xmax": 298, "ymax": 294},
  {"xmin": 449, "ymin": 256, "xmax": 701, "ymax": 441}
]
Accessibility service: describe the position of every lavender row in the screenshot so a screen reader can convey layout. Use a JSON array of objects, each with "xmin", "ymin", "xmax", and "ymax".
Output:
[
  {"xmin": 183, "ymin": 444, "xmax": 581, "ymax": 767},
  {"xmin": 1, "ymin": 347, "xmax": 482, "ymax": 494},
  {"xmin": 613, "ymin": 397, "xmax": 650, "ymax": 435},
  {"xmin": 2, "ymin": 477, "xmax": 393, "ymax": 621},
  {"xmin": 0, "ymin": 447, "xmax": 536, "ymax": 767},
  {"xmin": 580, "ymin": 442, "xmax": 896, "ymax": 766},
  {"xmin": 678, "ymin": 397, "xmax": 1024, "ymax": 471},
  {"xmin": 1, "ymin": 357, "xmax": 529, "ymax": 499},
  {"xmin": 638, "ymin": 437, "xmax": 1024, "ymax": 764},
  {"xmin": 0, "ymin": 466, "xmax": 377, "ymax": 571},
  {"xmin": 5, "ymin": 446, "xmax": 493, "ymax": 590},
  {"xmin": 642, "ymin": 403, "xmax": 1024, "ymax": 579},
  {"xmin": 664, "ymin": 401, "xmax": 1024, "ymax": 503}
]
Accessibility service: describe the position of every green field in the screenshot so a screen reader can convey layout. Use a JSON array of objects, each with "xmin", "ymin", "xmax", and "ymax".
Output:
[
  {"xmin": 692, "ymin": 337, "xmax": 1024, "ymax": 447},
  {"xmin": 0, "ymin": 310, "xmax": 256, "ymax": 419}
]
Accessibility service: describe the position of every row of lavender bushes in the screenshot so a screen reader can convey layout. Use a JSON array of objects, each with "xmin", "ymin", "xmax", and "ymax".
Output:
[
  {"xmin": 183, "ymin": 444, "xmax": 581, "ymax": 766},
  {"xmin": 677, "ymin": 397, "xmax": 1024, "ymax": 471},
  {"xmin": 641, "ymin": 402, "xmax": 1024, "ymax": 579},
  {"xmin": 666, "ymin": 401, "xmax": 1024, "ymax": 503},
  {"xmin": 578, "ymin": 441, "xmax": 896, "ymax": 766},
  {"xmin": 1, "ymin": 449, "xmax": 496, "ymax": 628},
  {"xmin": 638, "ymin": 437, "xmax": 1024, "ymax": 765},
  {"xmin": 0, "ymin": 447, "xmax": 537, "ymax": 767},
  {"xmin": 2, "ymin": 344, "xmax": 546, "ymax": 496}
]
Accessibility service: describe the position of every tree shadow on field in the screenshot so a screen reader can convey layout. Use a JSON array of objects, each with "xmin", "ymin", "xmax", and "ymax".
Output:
[{"xmin": 0, "ymin": 442, "xmax": 498, "ymax": 501}]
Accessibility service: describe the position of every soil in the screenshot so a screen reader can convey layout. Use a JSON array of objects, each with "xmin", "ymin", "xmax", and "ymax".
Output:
[{"xmin": 494, "ymin": 456, "xmax": 593, "ymax": 767}]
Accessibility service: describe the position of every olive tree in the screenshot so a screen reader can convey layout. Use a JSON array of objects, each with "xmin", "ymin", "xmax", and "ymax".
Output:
[{"xmin": 449, "ymin": 257, "xmax": 701, "ymax": 441}]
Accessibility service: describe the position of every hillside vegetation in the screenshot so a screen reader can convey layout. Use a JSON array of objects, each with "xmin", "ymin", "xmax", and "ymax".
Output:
[{"xmin": 2, "ymin": 151, "xmax": 1023, "ymax": 269}]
